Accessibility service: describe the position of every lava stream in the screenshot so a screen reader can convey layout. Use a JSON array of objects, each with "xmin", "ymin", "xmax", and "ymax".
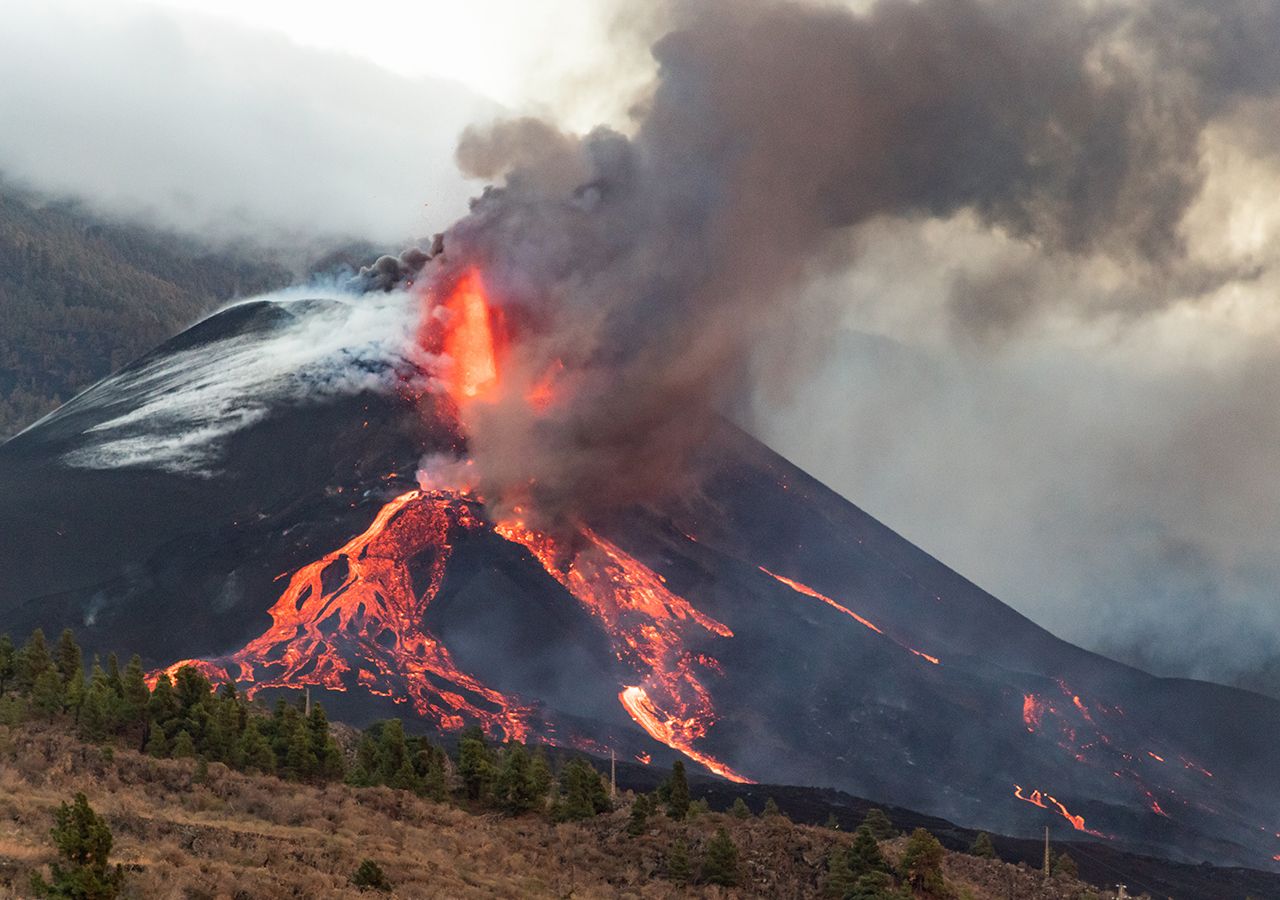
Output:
[
  {"xmin": 161, "ymin": 489, "xmax": 531, "ymax": 741},
  {"xmin": 759, "ymin": 567, "xmax": 940, "ymax": 664},
  {"xmin": 1014, "ymin": 784, "xmax": 1107, "ymax": 838},
  {"xmin": 497, "ymin": 517, "xmax": 750, "ymax": 782}
]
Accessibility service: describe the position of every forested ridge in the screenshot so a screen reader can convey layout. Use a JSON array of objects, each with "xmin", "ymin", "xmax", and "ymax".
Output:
[{"xmin": 0, "ymin": 185, "xmax": 292, "ymax": 437}]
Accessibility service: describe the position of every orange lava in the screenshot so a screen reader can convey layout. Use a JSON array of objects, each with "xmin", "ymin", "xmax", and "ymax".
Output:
[
  {"xmin": 497, "ymin": 517, "xmax": 750, "ymax": 782},
  {"xmin": 442, "ymin": 269, "xmax": 499, "ymax": 402},
  {"xmin": 1023, "ymin": 693, "xmax": 1045, "ymax": 733},
  {"xmin": 161, "ymin": 489, "xmax": 531, "ymax": 741},
  {"xmin": 1014, "ymin": 784, "xmax": 1107, "ymax": 838},
  {"xmin": 759, "ymin": 566, "xmax": 940, "ymax": 665},
  {"xmin": 620, "ymin": 686, "xmax": 749, "ymax": 782}
]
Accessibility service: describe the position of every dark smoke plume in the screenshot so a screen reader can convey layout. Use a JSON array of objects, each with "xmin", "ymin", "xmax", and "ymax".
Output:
[{"xmin": 423, "ymin": 0, "xmax": 1280, "ymax": 522}]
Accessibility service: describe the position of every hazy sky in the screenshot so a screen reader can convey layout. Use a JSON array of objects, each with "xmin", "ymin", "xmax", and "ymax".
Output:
[{"xmin": 4, "ymin": 0, "xmax": 1280, "ymax": 692}]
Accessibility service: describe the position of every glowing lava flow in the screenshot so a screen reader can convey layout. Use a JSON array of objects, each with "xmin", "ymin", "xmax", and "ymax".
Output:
[
  {"xmin": 1014, "ymin": 784, "xmax": 1107, "ymax": 838},
  {"xmin": 759, "ymin": 567, "xmax": 940, "ymax": 665},
  {"xmin": 1023, "ymin": 693, "xmax": 1046, "ymax": 733},
  {"xmin": 161, "ymin": 489, "xmax": 531, "ymax": 741},
  {"xmin": 496, "ymin": 518, "xmax": 751, "ymax": 782}
]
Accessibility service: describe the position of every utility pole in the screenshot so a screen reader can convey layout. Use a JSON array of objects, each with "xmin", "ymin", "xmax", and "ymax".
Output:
[
  {"xmin": 610, "ymin": 748, "xmax": 617, "ymax": 799},
  {"xmin": 1044, "ymin": 826, "xmax": 1051, "ymax": 882},
  {"xmin": 305, "ymin": 687, "xmax": 311, "ymax": 716}
]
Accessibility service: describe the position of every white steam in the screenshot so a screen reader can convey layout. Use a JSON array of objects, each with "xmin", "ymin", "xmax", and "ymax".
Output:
[{"xmin": 56, "ymin": 289, "xmax": 422, "ymax": 475}]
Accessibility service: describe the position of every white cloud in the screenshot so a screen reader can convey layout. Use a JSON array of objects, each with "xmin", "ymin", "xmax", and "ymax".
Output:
[{"xmin": 0, "ymin": 0, "xmax": 499, "ymax": 244}]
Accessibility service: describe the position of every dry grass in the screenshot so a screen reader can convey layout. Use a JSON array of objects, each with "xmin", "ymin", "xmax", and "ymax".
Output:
[{"xmin": 0, "ymin": 723, "xmax": 1109, "ymax": 899}]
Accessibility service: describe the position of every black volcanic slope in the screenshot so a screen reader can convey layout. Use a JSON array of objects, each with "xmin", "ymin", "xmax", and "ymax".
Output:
[{"xmin": 2, "ymin": 298, "xmax": 1279, "ymax": 873}]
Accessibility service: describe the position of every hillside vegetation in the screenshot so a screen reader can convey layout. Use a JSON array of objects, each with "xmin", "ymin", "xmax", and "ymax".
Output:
[
  {"xmin": 0, "ymin": 724, "xmax": 1119, "ymax": 900},
  {"xmin": 0, "ymin": 628, "xmax": 1122, "ymax": 899}
]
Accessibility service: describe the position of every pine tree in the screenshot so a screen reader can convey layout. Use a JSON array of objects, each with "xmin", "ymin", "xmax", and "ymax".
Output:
[
  {"xmin": 17, "ymin": 628, "xmax": 54, "ymax": 691},
  {"xmin": 900, "ymin": 828, "xmax": 946, "ymax": 895},
  {"xmin": 849, "ymin": 824, "xmax": 890, "ymax": 878},
  {"xmin": 970, "ymin": 831, "xmax": 996, "ymax": 859},
  {"xmin": 825, "ymin": 812, "xmax": 841, "ymax": 830},
  {"xmin": 120, "ymin": 656, "xmax": 150, "ymax": 728},
  {"xmin": 1053, "ymin": 851, "xmax": 1078, "ymax": 879},
  {"xmin": 148, "ymin": 674, "xmax": 180, "ymax": 728},
  {"xmin": 666, "ymin": 837, "xmax": 691, "ymax": 884},
  {"xmin": 763, "ymin": 796, "xmax": 782, "ymax": 817},
  {"xmin": 64, "ymin": 664, "xmax": 86, "ymax": 723},
  {"xmin": 349, "ymin": 731, "xmax": 380, "ymax": 786},
  {"xmin": 700, "ymin": 827, "xmax": 740, "ymax": 887},
  {"xmin": 0, "ymin": 633, "xmax": 15, "ymax": 697},
  {"xmin": 627, "ymin": 798, "xmax": 650, "ymax": 836},
  {"xmin": 105, "ymin": 654, "xmax": 124, "ymax": 699},
  {"xmin": 32, "ymin": 668, "xmax": 66, "ymax": 719},
  {"xmin": 375, "ymin": 720, "xmax": 411, "ymax": 784},
  {"xmin": 145, "ymin": 728, "xmax": 168, "ymax": 758},
  {"xmin": 688, "ymin": 797, "xmax": 710, "ymax": 818},
  {"xmin": 172, "ymin": 729, "xmax": 197, "ymax": 759},
  {"xmin": 824, "ymin": 848, "xmax": 858, "ymax": 898},
  {"xmin": 285, "ymin": 720, "xmax": 318, "ymax": 780},
  {"xmin": 204, "ymin": 694, "xmax": 239, "ymax": 764},
  {"xmin": 528, "ymin": 746, "xmax": 552, "ymax": 804},
  {"xmin": 850, "ymin": 870, "xmax": 896, "ymax": 900},
  {"xmin": 457, "ymin": 731, "xmax": 495, "ymax": 802},
  {"xmin": 555, "ymin": 758, "xmax": 610, "ymax": 821},
  {"xmin": 423, "ymin": 749, "xmax": 448, "ymax": 802},
  {"xmin": 730, "ymin": 797, "xmax": 751, "ymax": 819},
  {"xmin": 862, "ymin": 807, "xmax": 895, "ymax": 840},
  {"xmin": 307, "ymin": 703, "xmax": 344, "ymax": 781},
  {"xmin": 55, "ymin": 629, "xmax": 82, "ymax": 686},
  {"xmin": 495, "ymin": 743, "xmax": 540, "ymax": 814},
  {"xmin": 666, "ymin": 759, "xmax": 690, "ymax": 819},
  {"xmin": 236, "ymin": 718, "xmax": 276, "ymax": 773},
  {"xmin": 78, "ymin": 682, "xmax": 112, "ymax": 743},
  {"xmin": 29, "ymin": 793, "xmax": 124, "ymax": 899}
]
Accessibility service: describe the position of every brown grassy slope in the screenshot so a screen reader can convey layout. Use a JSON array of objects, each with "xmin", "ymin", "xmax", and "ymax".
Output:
[{"xmin": 0, "ymin": 723, "xmax": 1114, "ymax": 900}]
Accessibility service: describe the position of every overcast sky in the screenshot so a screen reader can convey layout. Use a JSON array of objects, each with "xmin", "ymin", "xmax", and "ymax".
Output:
[{"xmin": 4, "ymin": 0, "xmax": 1280, "ymax": 692}]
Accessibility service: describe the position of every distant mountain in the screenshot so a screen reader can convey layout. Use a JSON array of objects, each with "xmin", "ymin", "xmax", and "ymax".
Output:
[
  {"xmin": 0, "ymin": 183, "xmax": 292, "ymax": 438},
  {"xmin": 3, "ymin": 294, "xmax": 1280, "ymax": 872}
]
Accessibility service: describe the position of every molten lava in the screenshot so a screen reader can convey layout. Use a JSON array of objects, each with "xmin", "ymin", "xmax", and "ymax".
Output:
[
  {"xmin": 1023, "ymin": 693, "xmax": 1045, "ymax": 733},
  {"xmin": 496, "ymin": 517, "xmax": 750, "ymax": 783},
  {"xmin": 160, "ymin": 489, "xmax": 531, "ymax": 741},
  {"xmin": 441, "ymin": 269, "xmax": 499, "ymax": 402},
  {"xmin": 1014, "ymin": 784, "xmax": 1107, "ymax": 838},
  {"xmin": 759, "ymin": 567, "xmax": 940, "ymax": 665}
]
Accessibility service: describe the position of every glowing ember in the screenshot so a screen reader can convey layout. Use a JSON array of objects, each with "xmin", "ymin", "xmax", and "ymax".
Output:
[
  {"xmin": 759, "ymin": 566, "xmax": 940, "ymax": 664},
  {"xmin": 1023, "ymin": 693, "xmax": 1045, "ymax": 733}
]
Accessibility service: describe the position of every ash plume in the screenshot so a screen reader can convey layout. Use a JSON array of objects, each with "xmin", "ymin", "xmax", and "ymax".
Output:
[{"xmin": 425, "ymin": 0, "xmax": 1280, "ymax": 522}]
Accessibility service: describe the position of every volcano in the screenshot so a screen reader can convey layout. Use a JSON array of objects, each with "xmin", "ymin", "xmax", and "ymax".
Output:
[{"xmin": 3, "ymin": 288, "xmax": 1280, "ymax": 873}]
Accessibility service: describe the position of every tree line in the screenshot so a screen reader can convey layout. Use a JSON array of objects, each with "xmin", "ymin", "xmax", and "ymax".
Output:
[{"xmin": 3, "ymin": 627, "xmax": 1057, "ymax": 898}]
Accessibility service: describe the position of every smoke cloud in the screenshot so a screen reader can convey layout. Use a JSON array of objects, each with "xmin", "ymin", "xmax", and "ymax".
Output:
[
  {"xmin": 0, "ymin": 0, "xmax": 496, "ymax": 248},
  {"xmin": 425, "ymin": 0, "xmax": 1280, "ymax": 534}
]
